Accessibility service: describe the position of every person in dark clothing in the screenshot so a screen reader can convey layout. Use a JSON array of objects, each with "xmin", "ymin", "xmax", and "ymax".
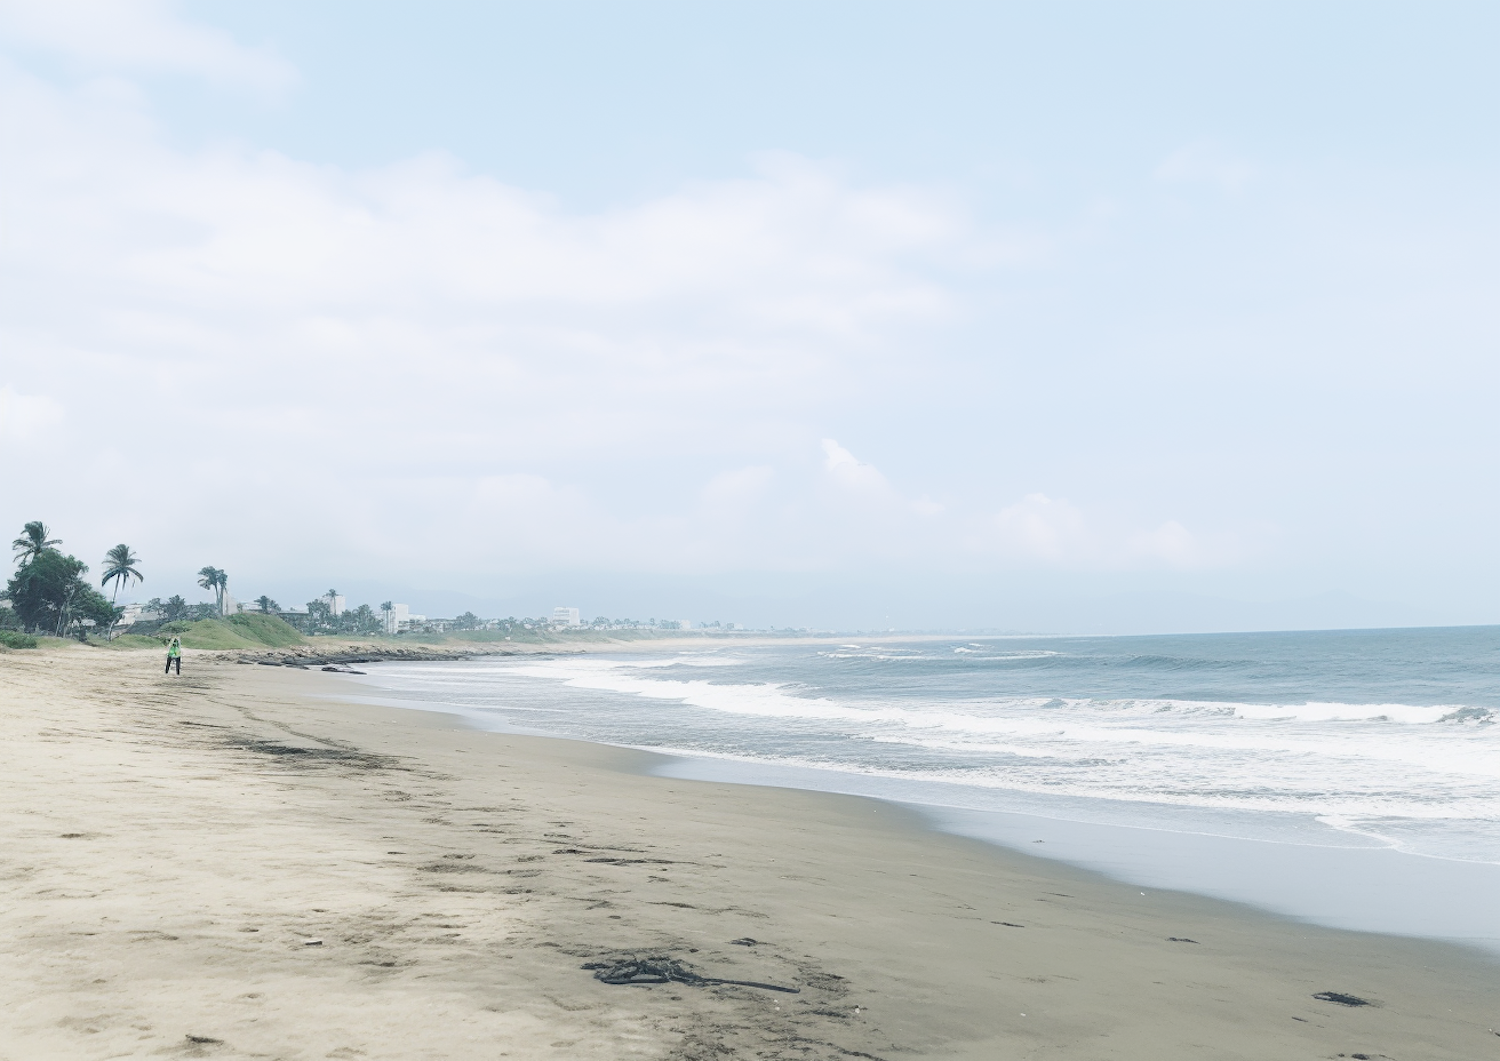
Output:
[{"xmin": 165, "ymin": 636, "xmax": 181, "ymax": 675}]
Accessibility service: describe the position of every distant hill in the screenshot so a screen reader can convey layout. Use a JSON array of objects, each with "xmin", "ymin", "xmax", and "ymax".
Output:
[{"xmin": 158, "ymin": 613, "xmax": 306, "ymax": 650}]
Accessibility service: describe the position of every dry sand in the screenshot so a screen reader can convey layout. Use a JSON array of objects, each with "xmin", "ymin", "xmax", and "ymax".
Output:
[{"xmin": 2, "ymin": 642, "xmax": 1496, "ymax": 1060}]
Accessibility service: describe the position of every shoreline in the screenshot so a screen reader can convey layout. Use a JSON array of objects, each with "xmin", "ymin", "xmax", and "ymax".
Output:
[
  {"xmin": 650, "ymin": 755, "xmax": 1500, "ymax": 953},
  {"xmin": 4, "ymin": 644, "xmax": 1498, "ymax": 1059},
  {"xmin": 336, "ymin": 649, "xmax": 1500, "ymax": 951},
  {"xmin": 335, "ymin": 678, "xmax": 1500, "ymax": 954}
]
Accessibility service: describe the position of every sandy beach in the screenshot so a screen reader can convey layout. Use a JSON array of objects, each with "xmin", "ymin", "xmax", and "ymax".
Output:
[{"xmin": 3, "ymin": 642, "xmax": 1497, "ymax": 1060}]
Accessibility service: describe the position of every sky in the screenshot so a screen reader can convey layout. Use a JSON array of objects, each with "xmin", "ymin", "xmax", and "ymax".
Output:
[{"xmin": 1, "ymin": 1, "xmax": 1496, "ymax": 632}]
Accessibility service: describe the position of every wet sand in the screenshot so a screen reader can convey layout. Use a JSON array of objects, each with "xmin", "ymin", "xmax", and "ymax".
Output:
[{"xmin": 3, "ymin": 643, "xmax": 1497, "ymax": 1059}]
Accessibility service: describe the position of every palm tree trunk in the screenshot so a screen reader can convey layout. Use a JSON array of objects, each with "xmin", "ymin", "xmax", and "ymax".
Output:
[{"xmin": 55, "ymin": 586, "xmax": 73, "ymax": 638}]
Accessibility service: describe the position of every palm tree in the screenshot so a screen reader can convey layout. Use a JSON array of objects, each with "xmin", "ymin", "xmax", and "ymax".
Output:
[
  {"xmin": 100, "ymin": 545, "xmax": 142, "ymax": 604},
  {"xmin": 196, "ymin": 566, "xmax": 218, "ymax": 610},
  {"xmin": 255, "ymin": 595, "xmax": 275, "ymax": 613},
  {"xmin": 12, "ymin": 521, "xmax": 61, "ymax": 566},
  {"xmin": 99, "ymin": 544, "xmax": 142, "ymax": 641},
  {"xmin": 381, "ymin": 600, "xmax": 393, "ymax": 634},
  {"xmin": 197, "ymin": 566, "xmax": 228, "ymax": 616}
]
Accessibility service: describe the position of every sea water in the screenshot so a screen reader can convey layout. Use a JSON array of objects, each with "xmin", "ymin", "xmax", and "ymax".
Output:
[{"xmin": 347, "ymin": 626, "xmax": 1500, "ymax": 947}]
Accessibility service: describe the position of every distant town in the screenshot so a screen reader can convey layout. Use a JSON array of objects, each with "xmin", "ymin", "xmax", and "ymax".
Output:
[
  {"xmin": 2, "ymin": 521, "xmax": 776, "ymax": 646},
  {"xmin": 118, "ymin": 593, "xmax": 742, "ymax": 638}
]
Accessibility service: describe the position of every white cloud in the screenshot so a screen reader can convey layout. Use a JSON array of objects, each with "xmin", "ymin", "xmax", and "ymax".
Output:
[
  {"xmin": 0, "ymin": 59, "xmax": 963, "ymax": 457},
  {"xmin": 0, "ymin": 59, "xmax": 980, "ymax": 580},
  {"xmin": 0, "ymin": 42, "xmax": 1257, "ymax": 591},
  {"xmin": 821, "ymin": 439, "xmax": 945, "ymax": 521},
  {"xmin": 1127, "ymin": 519, "xmax": 1260, "ymax": 571},
  {"xmin": 702, "ymin": 466, "xmax": 775, "ymax": 513},
  {"xmin": 822, "ymin": 438, "xmax": 891, "ymax": 492},
  {"xmin": 1155, "ymin": 141, "xmax": 1256, "ymax": 193},
  {"xmin": 976, "ymin": 494, "xmax": 1219, "ymax": 570},
  {"xmin": 0, "ymin": 0, "xmax": 295, "ymax": 92},
  {"xmin": 990, "ymin": 493, "xmax": 1092, "ymax": 562},
  {"xmin": 0, "ymin": 386, "xmax": 63, "ymax": 442},
  {"xmin": 1129, "ymin": 519, "xmax": 1201, "ymax": 566}
]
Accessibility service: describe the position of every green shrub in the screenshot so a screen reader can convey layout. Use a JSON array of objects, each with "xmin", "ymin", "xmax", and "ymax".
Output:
[
  {"xmin": 166, "ymin": 619, "xmax": 257, "ymax": 649},
  {"xmin": 226, "ymin": 612, "xmax": 305, "ymax": 647},
  {"xmin": 156, "ymin": 615, "xmax": 309, "ymax": 650},
  {"xmin": 0, "ymin": 630, "xmax": 39, "ymax": 649}
]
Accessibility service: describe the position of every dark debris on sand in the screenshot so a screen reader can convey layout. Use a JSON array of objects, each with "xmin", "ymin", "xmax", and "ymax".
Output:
[
  {"xmin": 225, "ymin": 736, "xmax": 399, "ymax": 772},
  {"xmin": 1313, "ymin": 991, "xmax": 1373, "ymax": 1007},
  {"xmin": 584, "ymin": 955, "xmax": 801, "ymax": 994}
]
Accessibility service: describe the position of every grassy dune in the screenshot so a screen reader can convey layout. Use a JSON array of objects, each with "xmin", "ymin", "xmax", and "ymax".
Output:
[{"xmin": 154, "ymin": 613, "xmax": 307, "ymax": 650}]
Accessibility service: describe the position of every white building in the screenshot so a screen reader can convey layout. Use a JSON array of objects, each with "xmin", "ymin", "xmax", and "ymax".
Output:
[
  {"xmin": 552, "ymin": 606, "xmax": 581, "ymax": 627},
  {"xmin": 384, "ymin": 604, "xmax": 427, "ymax": 633}
]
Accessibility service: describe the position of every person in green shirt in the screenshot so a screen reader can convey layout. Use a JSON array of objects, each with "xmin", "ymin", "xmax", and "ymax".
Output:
[{"xmin": 165, "ymin": 636, "xmax": 181, "ymax": 675}]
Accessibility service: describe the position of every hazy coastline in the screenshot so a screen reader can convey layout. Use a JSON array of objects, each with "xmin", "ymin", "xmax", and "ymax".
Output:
[{"xmin": 4, "ymin": 641, "xmax": 1497, "ymax": 1059}]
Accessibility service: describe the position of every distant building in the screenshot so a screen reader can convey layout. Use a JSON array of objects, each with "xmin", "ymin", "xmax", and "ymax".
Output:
[
  {"xmin": 552, "ymin": 606, "xmax": 581, "ymax": 627},
  {"xmin": 386, "ymin": 603, "xmax": 423, "ymax": 633},
  {"xmin": 116, "ymin": 602, "xmax": 163, "ymax": 627},
  {"xmin": 383, "ymin": 604, "xmax": 426, "ymax": 633}
]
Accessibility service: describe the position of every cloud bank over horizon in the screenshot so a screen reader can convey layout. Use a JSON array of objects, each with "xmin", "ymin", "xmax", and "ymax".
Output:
[{"xmin": 2, "ymin": 2, "xmax": 1495, "ymax": 630}]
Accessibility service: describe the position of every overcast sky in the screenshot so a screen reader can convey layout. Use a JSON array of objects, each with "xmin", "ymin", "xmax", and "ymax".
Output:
[{"xmin": 1, "ymin": 1, "xmax": 1496, "ymax": 631}]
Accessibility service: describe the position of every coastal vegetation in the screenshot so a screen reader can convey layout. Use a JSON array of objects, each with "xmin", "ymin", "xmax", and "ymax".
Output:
[
  {"xmin": 197, "ymin": 566, "xmax": 229, "ymax": 616},
  {"xmin": 12, "ymin": 521, "xmax": 60, "ymax": 564},
  {"xmin": 154, "ymin": 613, "xmax": 305, "ymax": 650},
  {"xmin": 101, "ymin": 544, "xmax": 143, "ymax": 638},
  {"xmin": 293, "ymin": 591, "xmax": 384, "ymax": 636},
  {"xmin": 5, "ymin": 523, "xmax": 117, "ymax": 639},
  {"xmin": 1, "ymin": 520, "xmax": 750, "ymax": 650},
  {"xmin": 101, "ymin": 544, "xmax": 143, "ymax": 605},
  {"xmin": 0, "ymin": 521, "xmax": 236, "ymax": 645}
]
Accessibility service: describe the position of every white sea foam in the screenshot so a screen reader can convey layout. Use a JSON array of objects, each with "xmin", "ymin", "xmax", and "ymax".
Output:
[
  {"xmin": 357, "ymin": 636, "xmax": 1500, "ymax": 864},
  {"xmin": 485, "ymin": 659, "xmax": 1500, "ymax": 783}
]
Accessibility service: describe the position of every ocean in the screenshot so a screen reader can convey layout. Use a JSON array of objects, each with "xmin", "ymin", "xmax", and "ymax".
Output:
[{"xmin": 346, "ymin": 625, "xmax": 1500, "ymax": 947}]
